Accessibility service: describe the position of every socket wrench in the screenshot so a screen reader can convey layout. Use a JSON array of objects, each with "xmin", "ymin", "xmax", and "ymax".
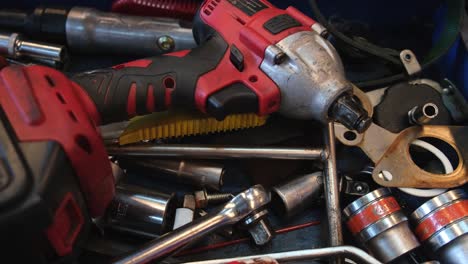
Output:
[
  {"xmin": 121, "ymin": 159, "xmax": 225, "ymax": 191},
  {"xmin": 113, "ymin": 185, "xmax": 271, "ymax": 264},
  {"xmin": 0, "ymin": 32, "xmax": 67, "ymax": 66}
]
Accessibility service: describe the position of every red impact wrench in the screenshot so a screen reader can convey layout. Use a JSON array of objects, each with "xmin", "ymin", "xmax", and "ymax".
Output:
[{"xmin": 72, "ymin": 0, "xmax": 372, "ymax": 133}]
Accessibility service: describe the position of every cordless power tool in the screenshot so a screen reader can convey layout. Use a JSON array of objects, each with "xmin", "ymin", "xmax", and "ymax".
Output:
[
  {"xmin": 0, "ymin": 0, "xmax": 370, "ymax": 263},
  {"xmin": 72, "ymin": 0, "xmax": 371, "ymax": 132}
]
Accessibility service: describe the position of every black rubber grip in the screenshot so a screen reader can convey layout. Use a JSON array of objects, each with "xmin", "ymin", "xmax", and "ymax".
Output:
[{"xmin": 72, "ymin": 34, "xmax": 228, "ymax": 125}]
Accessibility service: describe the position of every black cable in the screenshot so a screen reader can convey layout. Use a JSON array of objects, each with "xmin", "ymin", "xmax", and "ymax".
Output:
[
  {"xmin": 309, "ymin": 0, "xmax": 465, "ymax": 89},
  {"xmin": 309, "ymin": 0, "xmax": 402, "ymax": 66}
]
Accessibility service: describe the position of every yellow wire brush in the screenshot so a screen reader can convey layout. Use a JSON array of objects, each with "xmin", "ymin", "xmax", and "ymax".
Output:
[{"xmin": 118, "ymin": 111, "xmax": 268, "ymax": 145}]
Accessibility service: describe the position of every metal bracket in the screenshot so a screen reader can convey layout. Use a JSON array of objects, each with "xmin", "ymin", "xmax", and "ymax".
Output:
[
  {"xmin": 400, "ymin": 49, "xmax": 421, "ymax": 76},
  {"xmin": 342, "ymin": 177, "xmax": 370, "ymax": 196},
  {"xmin": 441, "ymin": 79, "xmax": 468, "ymax": 123},
  {"xmin": 336, "ymin": 123, "xmax": 468, "ymax": 188}
]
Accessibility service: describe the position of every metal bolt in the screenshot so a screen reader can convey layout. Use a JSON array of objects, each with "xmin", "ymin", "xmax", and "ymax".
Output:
[
  {"xmin": 311, "ymin": 23, "xmax": 329, "ymax": 38},
  {"xmin": 194, "ymin": 189, "xmax": 234, "ymax": 209},
  {"xmin": 273, "ymin": 52, "xmax": 287, "ymax": 65},
  {"xmin": 442, "ymin": 88, "xmax": 452, "ymax": 95},
  {"xmin": 157, "ymin": 35, "xmax": 175, "ymax": 52},
  {"xmin": 354, "ymin": 184, "xmax": 363, "ymax": 192},
  {"xmin": 207, "ymin": 193, "xmax": 234, "ymax": 202}
]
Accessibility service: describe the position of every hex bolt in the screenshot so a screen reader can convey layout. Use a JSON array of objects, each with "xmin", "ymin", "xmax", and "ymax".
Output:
[
  {"xmin": 157, "ymin": 35, "xmax": 175, "ymax": 52},
  {"xmin": 194, "ymin": 189, "xmax": 234, "ymax": 209}
]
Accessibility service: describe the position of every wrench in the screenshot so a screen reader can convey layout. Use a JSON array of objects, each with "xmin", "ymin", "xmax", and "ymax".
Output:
[{"xmin": 113, "ymin": 185, "xmax": 271, "ymax": 264}]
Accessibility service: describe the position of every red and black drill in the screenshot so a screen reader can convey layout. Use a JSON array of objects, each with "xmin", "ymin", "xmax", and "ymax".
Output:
[
  {"xmin": 72, "ymin": 0, "xmax": 371, "ymax": 132},
  {"xmin": 0, "ymin": 0, "xmax": 370, "ymax": 263}
]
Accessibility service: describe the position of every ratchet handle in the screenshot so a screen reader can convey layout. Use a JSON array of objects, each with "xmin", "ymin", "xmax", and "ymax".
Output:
[{"xmin": 72, "ymin": 34, "xmax": 228, "ymax": 125}]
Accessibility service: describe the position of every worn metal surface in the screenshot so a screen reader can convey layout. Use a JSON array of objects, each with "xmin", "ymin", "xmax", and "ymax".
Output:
[
  {"xmin": 336, "ymin": 123, "xmax": 468, "ymax": 188},
  {"xmin": 271, "ymin": 172, "xmax": 323, "ymax": 219},
  {"xmin": 373, "ymin": 126, "xmax": 468, "ymax": 188},
  {"xmin": 323, "ymin": 122, "xmax": 344, "ymax": 264},
  {"xmin": 261, "ymin": 31, "xmax": 364, "ymax": 129},
  {"xmin": 352, "ymin": 85, "xmax": 374, "ymax": 116},
  {"xmin": 335, "ymin": 123, "xmax": 397, "ymax": 162},
  {"xmin": 66, "ymin": 7, "xmax": 196, "ymax": 56},
  {"xmin": 107, "ymin": 145, "xmax": 325, "ymax": 160}
]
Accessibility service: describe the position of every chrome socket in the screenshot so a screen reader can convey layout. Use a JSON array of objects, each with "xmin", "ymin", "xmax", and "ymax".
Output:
[
  {"xmin": 127, "ymin": 159, "xmax": 225, "ymax": 191},
  {"xmin": 411, "ymin": 189, "xmax": 468, "ymax": 264},
  {"xmin": 343, "ymin": 188, "xmax": 420, "ymax": 263},
  {"xmin": 104, "ymin": 184, "xmax": 175, "ymax": 238},
  {"xmin": 271, "ymin": 172, "xmax": 323, "ymax": 219},
  {"xmin": 0, "ymin": 32, "xmax": 67, "ymax": 67}
]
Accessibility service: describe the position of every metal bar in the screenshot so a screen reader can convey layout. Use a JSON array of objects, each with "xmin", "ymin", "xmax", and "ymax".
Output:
[
  {"xmin": 113, "ymin": 213, "xmax": 228, "ymax": 264},
  {"xmin": 181, "ymin": 246, "xmax": 382, "ymax": 264},
  {"xmin": 323, "ymin": 122, "xmax": 344, "ymax": 264},
  {"xmin": 107, "ymin": 145, "xmax": 325, "ymax": 160}
]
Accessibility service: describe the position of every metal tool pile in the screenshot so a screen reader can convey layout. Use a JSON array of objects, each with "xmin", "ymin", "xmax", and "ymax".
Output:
[{"xmin": 0, "ymin": 1, "xmax": 467, "ymax": 264}]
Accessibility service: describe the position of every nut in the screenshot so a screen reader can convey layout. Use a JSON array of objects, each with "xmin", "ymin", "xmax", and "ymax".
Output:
[
  {"xmin": 194, "ymin": 189, "xmax": 208, "ymax": 208},
  {"xmin": 183, "ymin": 194, "xmax": 196, "ymax": 210}
]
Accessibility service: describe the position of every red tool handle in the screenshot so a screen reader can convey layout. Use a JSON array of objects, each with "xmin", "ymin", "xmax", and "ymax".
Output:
[{"xmin": 72, "ymin": 34, "xmax": 228, "ymax": 125}]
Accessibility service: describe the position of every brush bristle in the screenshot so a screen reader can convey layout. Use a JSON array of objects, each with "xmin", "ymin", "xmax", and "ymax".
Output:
[{"xmin": 119, "ymin": 112, "xmax": 268, "ymax": 145}]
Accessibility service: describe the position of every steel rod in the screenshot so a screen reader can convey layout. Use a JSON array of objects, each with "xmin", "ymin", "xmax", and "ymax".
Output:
[
  {"xmin": 107, "ymin": 145, "xmax": 325, "ymax": 160},
  {"xmin": 323, "ymin": 122, "xmax": 344, "ymax": 264},
  {"xmin": 113, "ymin": 214, "xmax": 228, "ymax": 264},
  {"xmin": 182, "ymin": 246, "xmax": 382, "ymax": 264}
]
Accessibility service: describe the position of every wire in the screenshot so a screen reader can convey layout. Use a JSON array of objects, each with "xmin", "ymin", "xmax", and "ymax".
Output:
[
  {"xmin": 309, "ymin": 0, "xmax": 465, "ymax": 89},
  {"xmin": 309, "ymin": 0, "xmax": 402, "ymax": 66},
  {"xmin": 394, "ymin": 139, "xmax": 452, "ymax": 197},
  {"xmin": 175, "ymin": 220, "xmax": 321, "ymax": 257}
]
